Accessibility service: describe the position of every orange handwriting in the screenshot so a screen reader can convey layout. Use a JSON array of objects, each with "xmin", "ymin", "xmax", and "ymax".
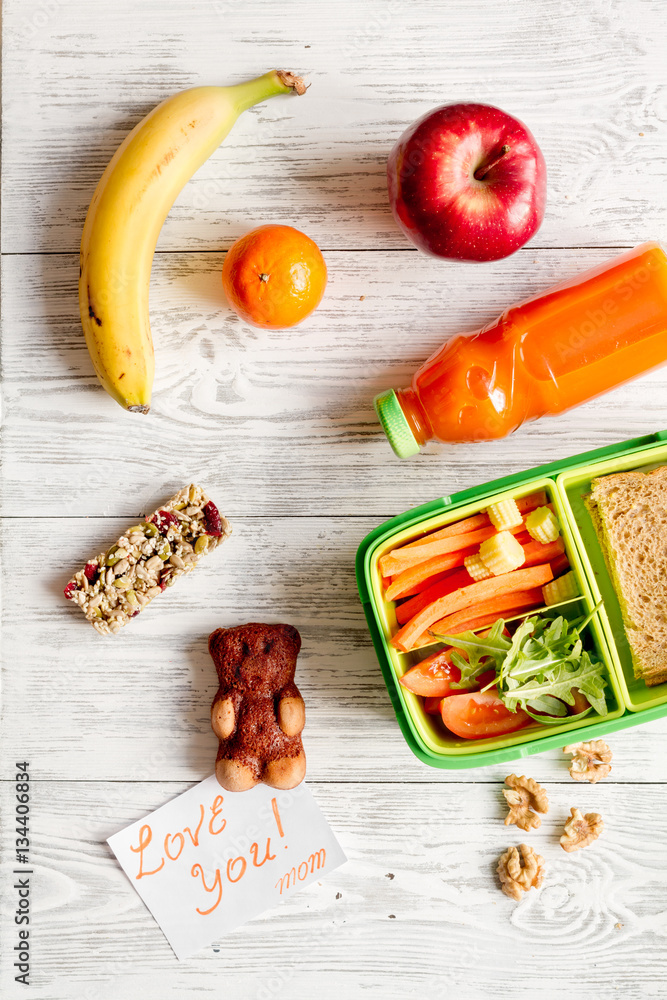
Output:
[
  {"xmin": 129, "ymin": 796, "xmax": 227, "ymax": 880},
  {"xmin": 275, "ymin": 848, "xmax": 327, "ymax": 894},
  {"xmin": 191, "ymin": 864, "xmax": 223, "ymax": 915},
  {"xmin": 190, "ymin": 836, "xmax": 283, "ymax": 915},
  {"xmin": 226, "ymin": 856, "xmax": 247, "ymax": 883},
  {"xmin": 183, "ymin": 803, "xmax": 205, "ymax": 847},
  {"xmin": 209, "ymin": 795, "xmax": 226, "ymax": 836},
  {"xmin": 250, "ymin": 838, "xmax": 276, "ymax": 867},
  {"xmin": 130, "ymin": 825, "xmax": 165, "ymax": 880},
  {"xmin": 271, "ymin": 797, "xmax": 285, "ymax": 838},
  {"xmin": 164, "ymin": 832, "xmax": 185, "ymax": 861}
]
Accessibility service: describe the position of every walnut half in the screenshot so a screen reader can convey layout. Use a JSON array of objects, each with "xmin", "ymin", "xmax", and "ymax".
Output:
[
  {"xmin": 563, "ymin": 740, "xmax": 612, "ymax": 783},
  {"xmin": 560, "ymin": 807, "xmax": 604, "ymax": 852},
  {"xmin": 497, "ymin": 843, "xmax": 545, "ymax": 900},
  {"xmin": 503, "ymin": 774, "xmax": 549, "ymax": 831}
]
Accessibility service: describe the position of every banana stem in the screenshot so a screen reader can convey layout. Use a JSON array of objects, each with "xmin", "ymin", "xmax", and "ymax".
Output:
[{"xmin": 230, "ymin": 70, "xmax": 306, "ymax": 113}]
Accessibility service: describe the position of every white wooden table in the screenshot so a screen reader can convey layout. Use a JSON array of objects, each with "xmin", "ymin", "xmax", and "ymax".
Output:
[{"xmin": 2, "ymin": 1, "xmax": 667, "ymax": 997}]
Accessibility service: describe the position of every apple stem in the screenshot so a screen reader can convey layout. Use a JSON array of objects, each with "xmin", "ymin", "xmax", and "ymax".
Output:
[{"xmin": 474, "ymin": 144, "xmax": 511, "ymax": 181}]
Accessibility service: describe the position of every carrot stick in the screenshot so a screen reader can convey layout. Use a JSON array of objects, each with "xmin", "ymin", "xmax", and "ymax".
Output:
[
  {"xmin": 395, "ymin": 539, "xmax": 564, "ymax": 616},
  {"xmin": 380, "ymin": 524, "xmax": 500, "ymax": 577},
  {"xmin": 396, "ymin": 491, "xmax": 549, "ymax": 555},
  {"xmin": 387, "ymin": 532, "xmax": 562, "ymax": 605},
  {"xmin": 380, "ymin": 517, "xmax": 532, "ymax": 577},
  {"xmin": 425, "ymin": 588, "xmax": 544, "ymax": 640},
  {"xmin": 399, "ymin": 491, "xmax": 550, "ymax": 554},
  {"xmin": 413, "ymin": 614, "xmax": 498, "ymax": 649},
  {"xmin": 385, "ymin": 547, "xmax": 477, "ymax": 602},
  {"xmin": 395, "ymin": 568, "xmax": 473, "ymax": 625},
  {"xmin": 516, "ymin": 491, "xmax": 547, "ymax": 512},
  {"xmin": 397, "ymin": 569, "xmax": 452, "ymax": 599},
  {"xmin": 399, "ymin": 512, "xmax": 490, "ymax": 549},
  {"xmin": 391, "ymin": 563, "xmax": 554, "ymax": 652},
  {"xmin": 381, "ymin": 491, "xmax": 554, "ymax": 583},
  {"xmin": 550, "ymin": 553, "xmax": 570, "ymax": 577},
  {"xmin": 411, "ymin": 597, "xmax": 543, "ymax": 649},
  {"xmin": 522, "ymin": 537, "xmax": 564, "ymax": 566}
]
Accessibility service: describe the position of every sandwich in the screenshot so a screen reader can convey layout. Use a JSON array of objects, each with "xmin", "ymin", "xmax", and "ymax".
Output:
[{"xmin": 586, "ymin": 465, "xmax": 667, "ymax": 686}]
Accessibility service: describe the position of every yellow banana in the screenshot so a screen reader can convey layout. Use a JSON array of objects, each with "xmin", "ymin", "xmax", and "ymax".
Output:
[{"xmin": 79, "ymin": 70, "xmax": 306, "ymax": 413}]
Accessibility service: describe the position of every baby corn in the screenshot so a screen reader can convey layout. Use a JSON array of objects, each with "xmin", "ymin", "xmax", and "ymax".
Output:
[
  {"xmin": 464, "ymin": 553, "xmax": 493, "ymax": 581},
  {"xmin": 526, "ymin": 507, "xmax": 560, "ymax": 544},
  {"xmin": 543, "ymin": 571, "xmax": 579, "ymax": 606},
  {"xmin": 486, "ymin": 498, "xmax": 523, "ymax": 532},
  {"xmin": 479, "ymin": 531, "xmax": 526, "ymax": 576}
]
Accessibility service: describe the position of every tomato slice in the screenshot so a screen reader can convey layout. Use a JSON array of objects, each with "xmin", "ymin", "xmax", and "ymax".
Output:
[
  {"xmin": 423, "ymin": 696, "xmax": 443, "ymax": 715},
  {"xmin": 399, "ymin": 650, "xmax": 461, "ymax": 697},
  {"xmin": 440, "ymin": 691, "xmax": 531, "ymax": 740}
]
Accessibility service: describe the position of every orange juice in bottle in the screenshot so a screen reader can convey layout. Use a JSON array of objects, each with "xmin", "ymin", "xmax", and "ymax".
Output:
[{"xmin": 375, "ymin": 242, "xmax": 667, "ymax": 456}]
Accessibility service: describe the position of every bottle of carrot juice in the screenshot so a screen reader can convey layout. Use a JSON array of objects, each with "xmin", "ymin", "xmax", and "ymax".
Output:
[{"xmin": 375, "ymin": 242, "xmax": 667, "ymax": 456}]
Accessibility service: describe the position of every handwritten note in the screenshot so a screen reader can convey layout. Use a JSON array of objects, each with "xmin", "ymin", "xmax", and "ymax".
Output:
[{"xmin": 107, "ymin": 776, "xmax": 346, "ymax": 959}]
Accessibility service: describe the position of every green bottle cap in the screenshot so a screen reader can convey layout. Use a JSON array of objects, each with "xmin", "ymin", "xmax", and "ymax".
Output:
[{"xmin": 374, "ymin": 389, "xmax": 421, "ymax": 459}]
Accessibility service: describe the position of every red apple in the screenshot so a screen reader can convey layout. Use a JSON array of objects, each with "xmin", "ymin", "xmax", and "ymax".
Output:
[{"xmin": 387, "ymin": 102, "xmax": 546, "ymax": 262}]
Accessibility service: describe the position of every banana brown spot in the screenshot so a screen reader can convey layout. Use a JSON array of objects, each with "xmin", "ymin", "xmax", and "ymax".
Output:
[{"xmin": 88, "ymin": 305, "xmax": 103, "ymax": 327}]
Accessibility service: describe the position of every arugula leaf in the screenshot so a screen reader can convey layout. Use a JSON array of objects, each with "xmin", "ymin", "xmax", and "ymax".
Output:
[
  {"xmin": 525, "ymin": 695, "xmax": 569, "ymax": 720},
  {"xmin": 501, "ymin": 653, "xmax": 607, "ymax": 717},
  {"xmin": 433, "ymin": 608, "xmax": 609, "ymax": 722},
  {"xmin": 498, "ymin": 619, "xmax": 539, "ymax": 689},
  {"xmin": 562, "ymin": 651, "xmax": 608, "ymax": 717},
  {"xmin": 431, "ymin": 619, "xmax": 509, "ymax": 689}
]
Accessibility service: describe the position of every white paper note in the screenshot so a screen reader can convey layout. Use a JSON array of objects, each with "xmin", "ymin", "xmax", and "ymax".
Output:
[{"xmin": 107, "ymin": 776, "xmax": 346, "ymax": 959}]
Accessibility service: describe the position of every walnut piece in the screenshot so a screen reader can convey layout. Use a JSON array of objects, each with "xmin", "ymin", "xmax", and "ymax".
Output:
[
  {"xmin": 563, "ymin": 740, "xmax": 612, "ymax": 783},
  {"xmin": 497, "ymin": 843, "xmax": 545, "ymax": 900},
  {"xmin": 503, "ymin": 774, "xmax": 549, "ymax": 831},
  {"xmin": 560, "ymin": 807, "xmax": 604, "ymax": 852}
]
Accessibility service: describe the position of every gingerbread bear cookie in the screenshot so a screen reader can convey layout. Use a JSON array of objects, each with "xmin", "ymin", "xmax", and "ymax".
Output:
[{"xmin": 209, "ymin": 623, "xmax": 306, "ymax": 792}]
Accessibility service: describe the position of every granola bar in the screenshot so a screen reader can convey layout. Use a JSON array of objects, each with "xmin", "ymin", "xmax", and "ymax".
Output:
[{"xmin": 64, "ymin": 485, "xmax": 231, "ymax": 635}]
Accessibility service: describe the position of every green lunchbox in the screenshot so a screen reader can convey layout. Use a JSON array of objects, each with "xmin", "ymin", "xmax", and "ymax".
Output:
[{"xmin": 356, "ymin": 429, "xmax": 667, "ymax": 769}]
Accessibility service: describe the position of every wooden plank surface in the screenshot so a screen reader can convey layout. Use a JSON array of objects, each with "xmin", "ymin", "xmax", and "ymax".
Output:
[
  {"xmin": 2, "ymin": 0, "xmax": 667, "ymax": 996},
  {"xmin": 4, "ymin": 248, "xmax": 667, "ymax": 519},
  {"xmin": 2, "ymin": 0, "xmax": 666, "ymax": 253},
  {"xmin": 4, "ymin": 513, "xmax": 667, "ymax": 783},
  {"xmin": 2, "ymin": 780, "xmax": 667, "ymax": 1000}
]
